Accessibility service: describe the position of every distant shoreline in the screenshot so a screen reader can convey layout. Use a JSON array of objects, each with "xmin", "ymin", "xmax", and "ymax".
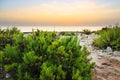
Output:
[{"xmin": 0, "ymin": 26, "xmax": 105, "ymax": 32}]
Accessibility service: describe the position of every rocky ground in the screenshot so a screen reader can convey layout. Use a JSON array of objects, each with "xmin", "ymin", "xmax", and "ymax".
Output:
[{"xmin": 79, "ymin": 33, "xmax": 120, "ymax": 80}]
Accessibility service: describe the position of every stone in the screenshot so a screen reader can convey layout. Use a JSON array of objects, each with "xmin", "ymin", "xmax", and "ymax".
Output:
[
  {"xmin": 105, "ymin": 46, "xmax": 113, "ymax": 53},
  {"xmin": 98, "ymin": 53, "xmax": 104, "ymax": 57},
  {"xmin": 98, "ymin": 56, "xmax": 102, "ymax": 59},
  {"xmin": 113, "ymin": 51, "xmax": 120, "ymax": 56},
  {"xmin": 6, "ymin": 73, "xmax": 11, "ymax": 78},
  {"xmin": 85, "ymin": 35, "xmax": 88, "ymax": 38},
  {"xmin": 108, "ymin": 52, "xmax": 113, "ymax": 55},
  {"xmin": 110, "ymin": 56, "xmax": 120, "ymax": 63},
  {"xmin": 101, "ymin": 62, "xmax": 111, "ymax": 66},
  {"xmin": 97, "ymin": 76, "xmax": 106, "ymax": 80}
]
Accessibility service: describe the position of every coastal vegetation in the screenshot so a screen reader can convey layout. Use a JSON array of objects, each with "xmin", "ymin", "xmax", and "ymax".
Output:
[
  {"xmin": 0, "ymin": 27, "xmax": 20, "ymax": 50},
  {"xmin": 93, "ymin": 26, "xmax": 120, "ymax": 51},
  {"xmin": 59, "ymin": 32, "xmax": 76, "ymax": 36},
  {"xmin": 0, "ymin": 28, "xmax": 94, "ymax": 80},
  {"xmin": 81, "ymin": 29, "xmax": 92, "ymax": 35}
]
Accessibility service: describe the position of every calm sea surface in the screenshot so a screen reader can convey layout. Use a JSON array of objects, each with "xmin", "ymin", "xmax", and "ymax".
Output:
[{"xmin": 0, "ymin": 26, "xmax": 105, "ymax": 32}]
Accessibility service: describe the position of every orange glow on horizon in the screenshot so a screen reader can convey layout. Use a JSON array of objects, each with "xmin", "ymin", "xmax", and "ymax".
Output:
[{"xmin": 0, "ymin": 0, "xmax": 120, "ymax": 25}]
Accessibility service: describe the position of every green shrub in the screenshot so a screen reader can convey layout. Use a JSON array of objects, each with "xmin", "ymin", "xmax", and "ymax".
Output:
[
  {"xmin": 93, "ymin": 26, "xmax": 120, "ymax": 50},
  {"xmin": 0, "ymin": 27, "xmax": 20, "ymax": 50},
  {"xmin": 0, "ymin": 51, "xmax": 4, "ymax": 63},
  {"xmin": 1, "ymin": 28, "xmax": 94, "ymax": 80},
  {"xmin": 82, "ymin": 29, "xmax": 92, "ymax": 35},
  {"xmin": 60, "ymin": 32, "xmax": 66, "ymax": 35},
  {"xmin": 95, "ymin": 27, "xmax": 111, "ymax": 34},
  {"xmin": 59, "ymin": 32, "xmax": 76, "ymax": 36}
]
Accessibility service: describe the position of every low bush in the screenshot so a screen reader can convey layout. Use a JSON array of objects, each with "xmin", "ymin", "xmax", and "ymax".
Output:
[
  {"xmin": 95, "ymin": 27, "xmax": 111, "ymax": 35},
  {"xmin": 1, "ymin": 28, "xmax": 94, "ymax": 80},
  {"xmin": 82, "ymin": 29, "xmax": 92, "ymax": 35},
  {"xmin": 59, "ymin": 32, "xmax": 76, "ymax": 36},
  {"xmin": 0, "ymin": 27, "xmax": 20, "ymax": 50},
  {"xmin": 93, "ymin": 26, "xmax": 120, "ymax": 51}
]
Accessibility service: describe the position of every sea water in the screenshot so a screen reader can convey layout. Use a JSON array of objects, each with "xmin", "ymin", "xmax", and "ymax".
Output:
[{"xmin": 0, "ymin": 26, "xmax": 105, "ymax": 32}]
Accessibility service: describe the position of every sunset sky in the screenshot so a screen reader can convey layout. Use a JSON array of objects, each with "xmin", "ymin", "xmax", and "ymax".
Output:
[{"xmin": 0, "ymin": 0, "xmax": 120, "ymax": 26}]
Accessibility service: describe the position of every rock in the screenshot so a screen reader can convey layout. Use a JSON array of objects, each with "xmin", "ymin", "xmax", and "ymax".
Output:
[
  {"xmin": 85, "ymin": 35, "xmax": 88, "ymax": 38},
  {"xmin": 98, "ymin": 53, "xmax": 104, "ymax": 57},
  {"xmin": 105, "ymin": 46, "xmax": 113, "ymax": 53},
  {"xmin": 95, "ymin": 67, "xmax": 109, "ymax": 77},
  {"xmin": 101, "ymin": 62, "xmax": 111, "ymax": 66},
  {"xmin": 80, "ymin": 41, "xmax": 85, "ymax": 46},
  {"xmin": 97, "ymin": 76, "xmax": 106, "ymax": 80},
  {"xmin": 6, "ymin": 73, "xmax": 11, "ymax": 78},
  {"xmin": 107, "ymin": 76, "xmax": 119, "ymax": 80},
  {"xmin": 113, "ymin": 51, "xmax": 120, "ymax": 56},
  {"xmin": 110, "ymin": 56, "xmax": 120, "ymax": 63},
  {"xmin": 98, "ymin": 56, "xmax": 102, "ymax": 59},
  {"xmin": 108, "ymin": 52, "xmax": 113, "ymax": 55},
  {"xmin": 96, "ymin": 64, "xmax": 105, "ymax": 69},
  {"xmin": 81, "ymin": 34, "xmax": 85, "ymax": 39}
]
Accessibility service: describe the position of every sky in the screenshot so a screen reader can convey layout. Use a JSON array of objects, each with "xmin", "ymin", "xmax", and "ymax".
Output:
[{"xmin": 0, "ymin": 0, "xmax": 120, "ymax": 26}]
